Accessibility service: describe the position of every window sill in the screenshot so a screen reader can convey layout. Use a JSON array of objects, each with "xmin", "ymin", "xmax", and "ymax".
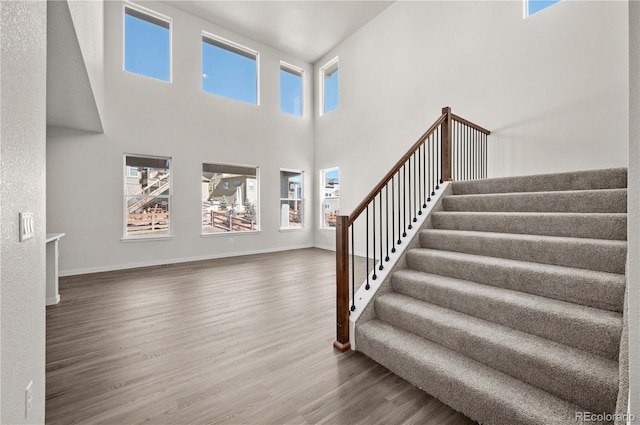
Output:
[
  {"xmin": 319, "ymin": 227, "xmax": 336, "ymax": 231},
  {"xmin": 201, "ymin": 230, "xmax": 261, "ymax": 237},
  {"xmin": 121, "ymin": 235, "xmax": 174, "ymax": 242},
  {"xmin": 279, "ymin": 227, "xmax": 305, "ymax": 232}
]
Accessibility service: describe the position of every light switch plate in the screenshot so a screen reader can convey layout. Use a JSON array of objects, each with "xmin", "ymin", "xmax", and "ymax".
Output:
[{"xmin": 19, "ymin": 212, "xmax": 34, "ymax": 242}]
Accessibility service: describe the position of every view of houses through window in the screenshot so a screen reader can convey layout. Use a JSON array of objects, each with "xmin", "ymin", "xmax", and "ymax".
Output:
[
  {"xmin": 124, "ymin": 155, "xmax": 171, "ymax": 238},
  {"xmin": 280, "ymin": 170, "xmax": 303, "ymax": 228},
  {"xmin": 202, "ymin": 163, "xmax": 259, "ymax": 233},
  {"xmin": 321, "ymin": 168, "xmax": 340, "ymax": 228}
]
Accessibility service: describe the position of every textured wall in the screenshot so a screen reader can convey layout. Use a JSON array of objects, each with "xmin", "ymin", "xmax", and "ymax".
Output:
[
  {"xmin": 0, "ymin": 0, "xmax": 47, "ymax": 423},
  {"xmin": 628, "ymin": 0, "xmax": 639, "ymax": 417},
  {"xmin": 312, "ymin": 0, "xmax": 628, "ymax": 251}
]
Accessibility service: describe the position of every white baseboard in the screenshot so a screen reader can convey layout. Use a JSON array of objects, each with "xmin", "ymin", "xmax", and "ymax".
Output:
[
  {"xmin": 46, "ymin": 294, "xmax": 60, "ymax": 306},
  {"xmin": 313, "ymin": 244, "xmax": 335, "ymax": 252},
  {"xmin": 59, "ymin": 244, "xmax": 314, "ymax": 277}
]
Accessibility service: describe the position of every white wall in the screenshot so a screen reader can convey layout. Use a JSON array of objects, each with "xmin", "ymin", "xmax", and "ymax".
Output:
[
  {"xmin": 628, "ymin": 0, "xmax": 639, "ymax": 416},
  {"xmin": 313, "ymin": 0, "xmax": 628, "ymax": 249},
  {"xmin": 0, "ymin": 0, "xmax": 47, "ymax": 423},
  {"xmin": 66, "ymin": 0, "xmax": 104, "ymax": 121},
  {"xmin": 47, "ymin": 1, "xmax": 315, "ymax": 275}
]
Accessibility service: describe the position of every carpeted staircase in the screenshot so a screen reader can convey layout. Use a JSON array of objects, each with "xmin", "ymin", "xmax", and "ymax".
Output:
[{"xmin": 355, "ymin": 168, "xmax": 627, "ymax": 425}]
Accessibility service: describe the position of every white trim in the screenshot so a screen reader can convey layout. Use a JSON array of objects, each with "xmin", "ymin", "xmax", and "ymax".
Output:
[
  {"xmin": 123, "ymin": 153, "xmax": 173, "ymax": 240},
  {"xmin": 280, "ymin": 61, "xmax": 303, "ymax": 76},
  {"xmin": 319, "ymin": 56, "xmax": 339, "ymax": 116},
  {"xmin": 349, "ymin": 182, "xmax": 450, "ymax": 350},
  {"xmin": 46, "ymin": 294, "xmax": 61, "ymax": 306},
  {"xmin": 59, "ymin": 244, "xmax": 315, "ymax": 277},
  {"xmin": 202, "ymin": 31, "xmax": 259, "ymax": 58},
  {"xmin": 124, "ymin": 1, "xmax": 171, "ymax": 25},
  {"xmin": 201, "ymin": 230, "xmax": 260, "ymax": 237},
  {"xmin": 314, "ymin": 243, "xmax": 335, "ymax": 252},
  {"xmin": 123, "ymin": 1, "xmax": 173, "ymax": 83},
  {"xmin": 121, "ymin": 235, "xmax": 174, "ymax": 242}
]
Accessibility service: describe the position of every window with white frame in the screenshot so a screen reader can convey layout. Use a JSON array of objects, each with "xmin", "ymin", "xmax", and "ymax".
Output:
[
  {"xmin": 525, "ymin": 0, "xmax": 561, "ymax": 17},
  {"xmin": 123, "ymin": 3, "xmax": 171, "ymax": 82},
  {"xmin": 126, "ymin": 166, "xmax": 140, "ymax": 178},
  {"xmin": 320, "ymin": 168, "xmax": 339, "ymax": 228},
  {"xmin": 202, "ymin": 33, "xmax": 259, "ymax": 105},
  {"xmin": 320, "ymin": 57, "xmax": 339, "ymax": 115},
  {"xmin": 280, "ymin": 170, "xmax": 304, "ymax": 229},
  {"xmin": 280, "ymin": 62, "xmax": 303, "ymax": 116},
  {"xmin": 202, "ymin": 163, "xmax": 259, "ymax": 234},
  {"xmin": 124, "ymin": 155, "xmax": 171, "ymax": 238}
]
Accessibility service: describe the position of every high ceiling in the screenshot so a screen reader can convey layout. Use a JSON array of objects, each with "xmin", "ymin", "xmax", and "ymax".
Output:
[{"xmin": 164, "ymin": 1, "xmax": 395, "ymax": 63}]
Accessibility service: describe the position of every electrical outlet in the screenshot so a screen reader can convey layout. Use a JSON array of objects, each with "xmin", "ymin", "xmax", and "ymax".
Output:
[
  {"xmin": 19, "ymin": 212, "xmax": 34, "ymax": 242},
  {"xmin": 25, "ymin": 380, "xmax": 33, "ymax": 418}
]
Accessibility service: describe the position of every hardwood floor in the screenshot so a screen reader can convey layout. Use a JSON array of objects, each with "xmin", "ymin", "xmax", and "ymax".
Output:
[{"xmin": 46, "ymin": 248, "xmax": 476, "ymax": 425}]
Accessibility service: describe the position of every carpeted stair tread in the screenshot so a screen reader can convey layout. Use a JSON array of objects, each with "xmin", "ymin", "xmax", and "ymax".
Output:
[
  {"xmin": 419, "ymin": 229, "xmax": 626, "ymax": 274},
  {"xmin": 430, "ymin": 211, "xmax": 626, "ymax": 240},
  {"xmin": 442, "ymin": 188, "xmax": 627, "ymax": 213},
  {"xmin": 405, "ymin": 249, "xmax": 625, "ymax": 312},
  {"xmin": 375, "ymin": 293, "xmax": 619, "ymax": 413},
  {"xmin": 452, "ymin": 167, "xmax": 627, "ymax": 195},
  {"xmin": 355, "ymin": 168, "xmax": 628, "ymax": 423},
  {"xmin": 355, "ymin": 320, "xmax": 608, "ymax": 425},
  {"xmin": 391, "ymin": 269, "xmax": 622, "ymax": 359}
]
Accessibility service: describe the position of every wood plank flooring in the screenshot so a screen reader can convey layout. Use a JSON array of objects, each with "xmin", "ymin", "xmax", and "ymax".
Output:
[{"xmin": 46, "ymin": 248, "xmax": 476, "ymax": 425}]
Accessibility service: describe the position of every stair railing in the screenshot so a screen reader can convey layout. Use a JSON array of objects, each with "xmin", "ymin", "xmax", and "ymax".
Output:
[{"xmin": 334, "ymin": 107, "xmax": 490, "ymax": 352}]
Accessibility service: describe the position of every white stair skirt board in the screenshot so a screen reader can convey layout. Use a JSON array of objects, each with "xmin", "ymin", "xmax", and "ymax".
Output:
[
  {"xmin": 349, "ymin": 182, "xmax": 449, "ymax": 350},
  {"xmin": 46, "ymin": 294, "xmax": 61, "ymax": 306}
]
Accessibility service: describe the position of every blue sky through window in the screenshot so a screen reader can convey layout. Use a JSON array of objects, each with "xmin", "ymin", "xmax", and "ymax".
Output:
[
  {"xmin": 324, "ymin": 70, "xmax": 339, "ymax": 115},
  {"xmin": 325, "ymin": 169, "xmax": 339, "ymax": 181},
  {"xmin": 280, "ymin": 68, "xmax": 302, "ymax": 116},
  {"xmin": 527, "ymin": 0, "xmax": 561, "ymax": 16},
  {"xmin": 202, "ymin": 39, "xmax": 257, "ymax": 104},
  {"xmin": 124, "ymin": 9, "xmax": 170, "ymax": 82}
]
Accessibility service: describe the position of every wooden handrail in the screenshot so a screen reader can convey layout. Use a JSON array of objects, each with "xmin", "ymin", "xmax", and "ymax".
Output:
[
  {"xmin": 347, "ymin": 113, "xmax": 447, "ymax": 226},
  {"xmin": 334, "ymin": 106, "xmax": 490, "ymax": 352},
  {"xmin": 451, "ymin": 113, "xmax": 491, "ymax": 135}
]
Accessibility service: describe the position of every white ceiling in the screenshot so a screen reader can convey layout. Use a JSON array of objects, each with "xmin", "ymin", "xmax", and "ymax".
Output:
[{"xmin": 164, "ymin": 1, "xmax": 395, "ymax": 63}]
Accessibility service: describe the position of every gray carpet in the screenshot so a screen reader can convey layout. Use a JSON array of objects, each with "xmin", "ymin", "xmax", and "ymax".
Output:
[{"xmin": 355, "ymin": 168, "xmax": 627, "ymax": 425}]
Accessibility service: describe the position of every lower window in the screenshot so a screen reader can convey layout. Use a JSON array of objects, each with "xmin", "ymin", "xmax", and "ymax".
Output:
[
  {"xmin": 320, "ymin": 167, "xmax": 340, "ymax": 228},
  {"xmin": 280, "ymin": 170, "xmax": 303, "ymax": 229},
  {"xmin": 202, "ymin": 162, "xmax": 259, "ymax": 234},
  {"xmin": 124, "ymin": 154, "xmax": 171, "ymax": 238}
]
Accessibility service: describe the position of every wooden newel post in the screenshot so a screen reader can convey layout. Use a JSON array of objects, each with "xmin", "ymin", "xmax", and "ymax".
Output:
[
  {"xmin": 441, "ymin": 106, "xmax": 452, "ymax": 182},
  {"xmin": 334, "ymin": 215, "xmax": 351, "ymax": 352}
]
